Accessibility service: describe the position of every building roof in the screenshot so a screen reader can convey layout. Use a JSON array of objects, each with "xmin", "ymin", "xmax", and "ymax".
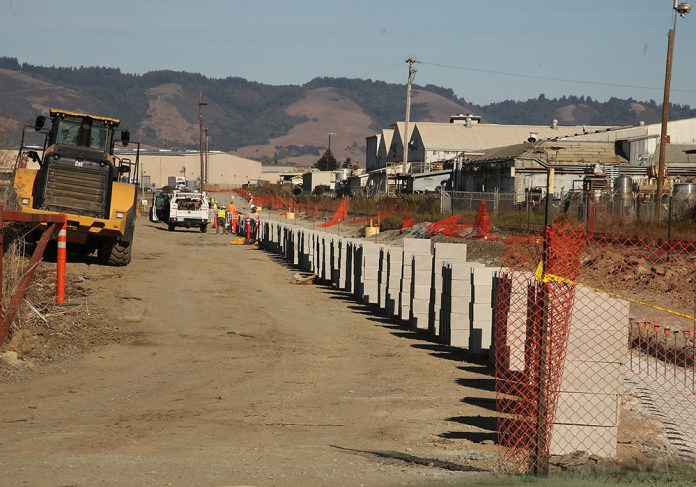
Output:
[
  {"xmin": 392, "ymin": 121, "xmax": 440, "ymax": 145},
  {"xmin": 413, "ymin": 123, "xmax": 615, "ymax": 152},
  {"xmin": 473, "ymin": 140, "xmax": 629, "ymax": 165},
  {"xmin": 380, "ymin": 128, "xmax": 394, "ymax": 149}
]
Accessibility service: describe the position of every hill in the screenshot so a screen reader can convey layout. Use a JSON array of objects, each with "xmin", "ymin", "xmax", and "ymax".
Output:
[{"xmin": 1, "ymin": 57, "xmax": 695, "ymax": 165}]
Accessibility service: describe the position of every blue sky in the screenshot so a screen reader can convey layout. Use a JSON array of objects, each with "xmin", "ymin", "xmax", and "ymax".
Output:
[{"xmin": 2, "ymin": 0, "xmax": 696, "ymax": 106}]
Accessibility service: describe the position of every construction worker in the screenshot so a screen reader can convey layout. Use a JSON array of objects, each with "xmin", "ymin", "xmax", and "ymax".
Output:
[
  {"xmin": 227, "ymin": 200, "xmax": 237, "ymax": 215},
  {"xmin": 216, "ymin": 205, "xmax": 227, "ymax": 234},
  {"xmin": 226, "ymin": 200, "xmax": 237, "ymax": 234}
]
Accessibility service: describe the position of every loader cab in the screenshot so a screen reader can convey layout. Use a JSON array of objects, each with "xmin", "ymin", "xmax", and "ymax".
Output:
[
  {"xmin": 28, "ymin": 110, "xmax": 133, "ymax": 218},
  {"xmin": 49, "ymin": 114, "xmax": 114, "ymax": 156}
]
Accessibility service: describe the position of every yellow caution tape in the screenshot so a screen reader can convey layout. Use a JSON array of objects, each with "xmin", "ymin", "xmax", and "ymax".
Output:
[{"xmin": 534, "ymin": 261, "xmax": 696, "ymax": 323}]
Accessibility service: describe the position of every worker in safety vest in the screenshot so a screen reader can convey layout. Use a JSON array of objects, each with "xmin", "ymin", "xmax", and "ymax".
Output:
[
  {"xmin": 226, "ymin": 201, "xmax": 237, "ymax": 234},
  {"xmin": 216, "ymin": 206, "xmax": 227, "ymax": 234}
]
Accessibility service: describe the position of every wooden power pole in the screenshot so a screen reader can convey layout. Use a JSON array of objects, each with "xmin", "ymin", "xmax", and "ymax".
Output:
[
  {"xmin": 401, "ymin": 56, "xmax": 418, "ymax": 179},
  {"xmin": 198, "ymin": 91, "xmax": 207, "ymax": 193}
]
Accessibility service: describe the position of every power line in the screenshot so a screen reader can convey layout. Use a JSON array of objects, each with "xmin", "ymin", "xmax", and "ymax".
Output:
[{"xmin": 420, "ymin": 61, "xmax": 696, "ymax": 95}]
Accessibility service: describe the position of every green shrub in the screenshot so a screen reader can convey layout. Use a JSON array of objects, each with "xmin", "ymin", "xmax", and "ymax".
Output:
[{"xmin": 380, "ymin": 215, "xmax": 404, "ymax": 230}]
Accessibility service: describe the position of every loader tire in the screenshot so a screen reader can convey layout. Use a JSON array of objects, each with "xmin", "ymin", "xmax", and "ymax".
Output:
[{"xmin": 98, "ymin": 238, "xmax": 132, "ymax": 266}]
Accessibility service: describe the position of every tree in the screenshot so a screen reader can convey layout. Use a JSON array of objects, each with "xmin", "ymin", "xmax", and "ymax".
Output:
[
  {"xmin": 314, "ymin": 148, "xmax": 338, "ymax": 171},
  {"xmin": 342, "ymin": 157, "xmax": 353, "ymax": 169}
]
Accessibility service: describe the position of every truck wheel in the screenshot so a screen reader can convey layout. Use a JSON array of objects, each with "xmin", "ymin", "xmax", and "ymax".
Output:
[
  {"xmin": 168, "ymin": 223, "xmax": 175, "ymax": 232},
  {"xmin": 98, "ymin": 238, "xmax": 132, "ymax": 266},
  {"xmin": 200, "ymin": 223, "xmax": 208, "ymax": 233}
]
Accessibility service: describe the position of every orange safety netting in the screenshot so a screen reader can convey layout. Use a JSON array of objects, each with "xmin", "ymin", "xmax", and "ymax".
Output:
[
  {"xmin": 472, "ymin": 198, "xmax": 492, "ymax": 238},
  {"xmin": 425, "ymin": 199, "xmax": 494, "ymax": 238},
  {"xmin": 401, "ymin": 217, "xmax": 415, "ymax": 229},
  {"xmin": 495, "ymin": 218, "xmax": 696, "ymax": 473},
  {"xmin": 425, "ymin": 214, "xmax": 471, "ymax": 236},
  {"xmin": 319, "ymin": 198, "xmax": 349, "ymax": 227}
]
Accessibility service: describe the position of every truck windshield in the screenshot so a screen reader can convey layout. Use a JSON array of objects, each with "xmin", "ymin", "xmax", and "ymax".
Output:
[{"xmin": 56, "ymin": 119, "xmax": 111, "ymax": 152}]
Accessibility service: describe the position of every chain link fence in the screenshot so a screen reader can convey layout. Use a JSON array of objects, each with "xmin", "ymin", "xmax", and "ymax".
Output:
[
  {"xmin": 494, "ymin": 220, "xmax": 695, "ymax": 474},
  {"xmin": 442, "ymin": 190, "xmax": 696, "ymax": 237}
]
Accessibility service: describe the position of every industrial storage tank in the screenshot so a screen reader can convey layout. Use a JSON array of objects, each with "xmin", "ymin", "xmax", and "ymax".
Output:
[{"xmin": 613, "ymin": 175, "xmax": 634, "ymax": 194}]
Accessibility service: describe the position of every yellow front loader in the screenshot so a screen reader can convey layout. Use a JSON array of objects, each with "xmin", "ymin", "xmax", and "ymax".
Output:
[{"xmin": 13, "ymin": 109, "xmax": 139, "ymax": 265}]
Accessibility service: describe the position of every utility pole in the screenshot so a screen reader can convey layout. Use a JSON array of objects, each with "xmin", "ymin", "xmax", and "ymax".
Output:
[
  {"xmin": 401, "ymin": 56, "xmax": 419, "ymax": 181},
  {"xmin": 198, "ymin": 91, "xmax": 207, "ymax": 193},
  {"xmin": 204, "ymin": 126, "xmax": 209, "ymax": 185},
  {"xmin": 656, "ymin": 1, "xmax": 691, "ymax": 221},
  {"xmin": 327, "ymin": 131, "xmax": 335, "ymax": 153}
]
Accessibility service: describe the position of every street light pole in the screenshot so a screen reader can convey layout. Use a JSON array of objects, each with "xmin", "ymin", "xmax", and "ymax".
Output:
[
  {"xmin": 327, "ymin": 131, "xmax": 335, "ymax": 153},
  {"xmin": 656, "ymin": 1, "xmax": 691, "ymax": 220}
]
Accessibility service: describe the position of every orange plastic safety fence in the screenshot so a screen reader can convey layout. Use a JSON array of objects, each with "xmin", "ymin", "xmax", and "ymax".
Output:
[
  {"xmin": 495, "ymin": 219, "xmax": 696, "ymax": 473},
  {"xmin": 319, "ymin": 198, "xmax": 349, "ymax": 227}
]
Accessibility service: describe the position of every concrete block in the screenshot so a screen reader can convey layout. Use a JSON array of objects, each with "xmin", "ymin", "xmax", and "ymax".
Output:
[
  {"xmin": 470, "ymin": 302, "xmax": 494, "ymax": 321},
  {"xmin": 555, "ymin": 392, "xmax": 619, "ymax": 427},
  {"xmin": 559, "ymin": 361, "xmax": 624, "ymax": 394},
  {"xmin": 433, "ymin": 242, "xmax": 467, "ymax": 261},
  {"xmin": 400, "ymin": 303, "xmax": 411, "ymax": 321},
  {"xmin": 472, "ymin": 285, "xmax": 494, "ymax": 303},
  {"xmin": 571, "ymin": 287, "xmax": 630, "ymax": 331},
  {"xmin": 566, "ymin": 328, "xmax": 628, "ymax": 364},
  {"xmin": 449, "ymin": 312, "xmax": 472, "ymax": 329},
  {"xmin": 410, "ymin": 298, "xmax": 430, "ymax": 315},
  {"xmin": 411, "ymin": 312, "xmax": 429, "ymax": 330},
  {"xmin": 412, "ymin": 254, "xmax": 433, "ymax": 271},
  {"xmin": 403, "ymin": 238, "xmax": 431, "ymax": 253},
  {"xmin": 450, "ymin": 261, "xmax": 484, "ymax": 281},
  {"xmin": 411, "ymin": 284, "xmax": 431, "ymax": 300},
  {"xmin": 550, "ymin": 424, "xmax": 618, "ymax": 458},
  {"xmin": 450, "ymin": 279, "xmax": 473, "ymax": 297},
  {"xmin": 450, "ymin": 296, "xmax": 473, "ymax": 316},
  {"xmin": 472, "ymin": 267, "xmax": 501, "ymax": 286},
  {"xmin": 450, "ymin": 328, "xmax": 470, "ymax": 348}
]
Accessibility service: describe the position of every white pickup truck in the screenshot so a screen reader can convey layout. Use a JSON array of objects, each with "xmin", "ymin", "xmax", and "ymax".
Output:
[{"xmin": 150, "ymin": 191, "xmax": 209, "ymax": 233}]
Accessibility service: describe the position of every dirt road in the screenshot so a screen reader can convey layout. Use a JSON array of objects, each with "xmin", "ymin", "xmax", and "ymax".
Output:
[{"xmin": 0, "ymin": 220, "xmax": 498, "ymax": 486}]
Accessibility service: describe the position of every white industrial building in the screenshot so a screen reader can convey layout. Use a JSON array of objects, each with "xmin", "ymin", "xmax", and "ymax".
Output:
[{"xmin": 125, "ymin": 150, "xmax": 263, "ymax": 189}]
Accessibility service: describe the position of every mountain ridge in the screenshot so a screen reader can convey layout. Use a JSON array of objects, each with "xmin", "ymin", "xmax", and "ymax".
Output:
[{"xmin": 1, "ymin": 56, "xmax": 695, "ymax": 165}]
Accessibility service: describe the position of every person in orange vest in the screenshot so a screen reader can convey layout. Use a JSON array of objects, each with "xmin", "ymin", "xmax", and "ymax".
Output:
[
  {"xmin": 227, "ymin": 201, "xmax": 237, "ymax": 216},
  {"xmin": 226, "ymin": 200, "xmax": 237, "ymax": 234}
]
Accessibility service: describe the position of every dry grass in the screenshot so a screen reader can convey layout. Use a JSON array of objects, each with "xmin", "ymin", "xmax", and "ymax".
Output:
[{"xmin": 2, "ymin": 238, "xmax": 28, "ymax": 335}]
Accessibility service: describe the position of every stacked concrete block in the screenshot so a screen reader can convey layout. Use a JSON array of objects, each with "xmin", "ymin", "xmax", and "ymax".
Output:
[
  {"xmin": 385, "ymin": 247, "xmax": 403, "ymax": 318},
  {"xmin": 493, "ymin": 271, "xmax": 535, "ymax": 371},
  {"xmin": 319, "ymin": 235, "xmax": 330, "ymax": 281},
  {"xmin": 446, "ymin": 261, "xmax": 484, "ymax": 349},
  {"xmin": 336, "ymin": 238, "xmax": 348, "ymax": 290},
  {"xmin": 311, "ymin": 232, "xmax": 319, "ymax": 274},
  {"xmin": 343, "ymin": 239, "xmax": 356, "ymax": 294},
  {"xmin": 429, "ymin": 243, "xmax": 467, "ymax": 338},
  {"xmin": 299, "ymin": 230, "xmax": 310, "ymax": 271},
  {"xmin": 279, "ymin": 225, "xmax": 287, "ymax": 262},
  {"xmin": 400, "ymin": 239, "xmax": 431, "ymax": 323},
  {"xmin": 325, "ymin": 235, "xmax": 334, "ymax": 281},
  {"xmin": 410, "ymin": 252, "xmax": 433, "ymax": 330},
  {"xmin": 550, "ymin": 287, "xmax": 629, "ymax": 458},
  {"xmin": 361, "ymin": 242, "xmax": 381, "ymax": 305},
  {"xmin": 291, "ymin": 228, "xmax": 299, "ymax": 266},
  {"xmin": 330, "ymin": 238, "xmax": 340, "ymax": 287},
  {"xmin": 469, "ymin": 267, "xmax": 501, "ymax": 354},
  {"xmin": 377, "ymin": 246, "xmax": 389, "ymax": 310},
  {"xmin": 352, "ymin": 242, "xmax": 364, "ymax": 300}
]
